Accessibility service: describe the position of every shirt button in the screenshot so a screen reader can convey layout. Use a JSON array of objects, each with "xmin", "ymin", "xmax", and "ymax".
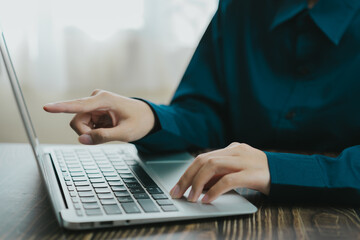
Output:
[
  {"xmin": 296, "ymin": 66, "xmax": 310, "ymax": 76},
  {"xmin": 285, "ymin": 111, "xmax": 296, "ymax": 120}
]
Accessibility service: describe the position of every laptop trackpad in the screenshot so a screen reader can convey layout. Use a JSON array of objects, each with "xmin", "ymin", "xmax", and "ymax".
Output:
[
  {"xmin": 145, "ymin": 161, "xmax": 192, "ymax": 191},
  {"xmin": 143, "ymin": 153, "xmax": 254, "ymax": 213}
]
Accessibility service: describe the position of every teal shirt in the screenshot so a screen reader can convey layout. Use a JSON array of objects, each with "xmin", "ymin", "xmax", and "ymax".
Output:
[{"xmin": 134, "ymin": 0, "xmax": 360, "ymax": 204}]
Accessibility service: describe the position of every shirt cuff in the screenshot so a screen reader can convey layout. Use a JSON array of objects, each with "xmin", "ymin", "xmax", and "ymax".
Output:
[
  {"xmin": 264, "ymin": 151, "xmax": 327, "ymax": 202},
  {"xmin": 130, "ymin": 99, "xmax": 190, "ymax": 153}
]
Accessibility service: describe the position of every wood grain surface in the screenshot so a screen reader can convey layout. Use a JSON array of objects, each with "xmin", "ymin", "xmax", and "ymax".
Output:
[{"xmin": 0, "ymin": 143, "xmax": 359, "ymax": 240}]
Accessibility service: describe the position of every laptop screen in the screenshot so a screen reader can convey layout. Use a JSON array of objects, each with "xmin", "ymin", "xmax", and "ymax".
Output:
[{"xmin": 0, "ymin": 29, "xmax": 41, "ymax": 157}]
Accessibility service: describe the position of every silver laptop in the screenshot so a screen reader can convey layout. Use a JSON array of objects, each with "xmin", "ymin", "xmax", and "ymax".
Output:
[{"xmin": 0, "ymin": 26, "xmax": 257, "ymax": 230}]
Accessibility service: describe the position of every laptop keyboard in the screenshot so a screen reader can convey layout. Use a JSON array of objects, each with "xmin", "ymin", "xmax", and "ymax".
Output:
[{"xmin": 54, "ymin": 148, "xmax": 178, "ymax": 217}]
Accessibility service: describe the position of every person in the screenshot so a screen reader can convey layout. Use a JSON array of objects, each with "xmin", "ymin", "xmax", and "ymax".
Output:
[{"xmin": 44, "ymin": 0, "xmax": 360, "ymax": 205}]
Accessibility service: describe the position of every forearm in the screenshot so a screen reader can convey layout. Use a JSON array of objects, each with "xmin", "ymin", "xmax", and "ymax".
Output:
[{"xmin": 132, "ymin": 99, "xmax": 226, "ymax": 153}]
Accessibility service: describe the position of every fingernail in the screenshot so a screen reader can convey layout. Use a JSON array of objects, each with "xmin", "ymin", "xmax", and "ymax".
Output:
[
  {"xmin": 201, "ymin": 194, "xmax": 209, "ymax": 203},
  {"xmin": 188, "ymin": 189, "xmax": 195, "ymax": 202},
  {"xmin": 43, "ymin": 103, "xmax": 54, "ymax": 110},
  {"xmin": 79, "ymin": 134, "xmax": 93, "ymax": 145},
  {"xmin": 170, "ymin": 185, "xmax": 180, "ymax": 198}
]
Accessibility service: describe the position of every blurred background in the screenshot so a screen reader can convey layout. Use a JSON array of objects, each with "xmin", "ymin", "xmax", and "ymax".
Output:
[{"xmin": 0, "ymin": 0, "xmax": 218, "ymax": 144}]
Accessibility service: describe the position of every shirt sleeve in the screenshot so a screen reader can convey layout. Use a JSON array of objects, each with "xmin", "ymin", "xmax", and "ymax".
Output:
[
  {"xmin": 132, "ymin": 6, "xmax": 227, "ymax": 154},
  {"xmin": 265, "ymin": 145, "xmax": 360, "ymax": 205}
]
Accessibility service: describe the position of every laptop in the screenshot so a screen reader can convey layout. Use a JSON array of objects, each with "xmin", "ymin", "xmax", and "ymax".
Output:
[{"xmin": 0, "ymin": 26, "xmax": 257, "ymax": 230}]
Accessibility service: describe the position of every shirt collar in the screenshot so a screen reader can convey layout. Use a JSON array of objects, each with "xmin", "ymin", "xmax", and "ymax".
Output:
[{"xmin": 269, "ymin": 0, "xmax": 360, "ymax": 45}]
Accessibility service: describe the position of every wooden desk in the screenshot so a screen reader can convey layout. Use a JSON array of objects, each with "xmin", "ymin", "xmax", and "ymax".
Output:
[{"xmin": 1, "ymin": 143, "xmax": 359, "ymax": 239}]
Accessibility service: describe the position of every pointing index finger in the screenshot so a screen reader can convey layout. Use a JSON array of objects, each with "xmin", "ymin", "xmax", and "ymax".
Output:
[{"xmin": 43, "ymin": 96, "xmax": 104, "ymax": 113}]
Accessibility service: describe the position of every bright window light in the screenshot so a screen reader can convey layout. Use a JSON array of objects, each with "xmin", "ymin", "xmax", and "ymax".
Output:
[{"xmin": 52, "ymin": 0, "xmax": 144, "ymax": 40}]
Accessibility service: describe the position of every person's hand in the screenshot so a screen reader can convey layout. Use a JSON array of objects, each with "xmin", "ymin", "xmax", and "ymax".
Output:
[
  {"xmin": 169, "ymin": 142, "xmax": 270, "ymax": 203},
  {"xmin": 43, "ymin": 89, "xmax": 155, "ymax": 144}
]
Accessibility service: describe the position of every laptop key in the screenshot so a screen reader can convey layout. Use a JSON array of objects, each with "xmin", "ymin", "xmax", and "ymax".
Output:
[
  {"xmin": 122, "ymin": 178, "xmax": 138, "ymax": 183},
  {"xmin": 88, "ymin": 174, "xmax": 102, "ymax": 179},
  {"xmin": 65, "ymin": 181, "xmax": 72, "ymax": 186},
  {"xmin": 74, "ymin": 181, "xmax": 90, "ymax": 187},
  {"xmin": 121, "ymin": 202, "xmax": 141, "ymax": 213},
  {"xmin": 156, "ymin": 199, "xmax": 173, "ymax": 205},
  {"xmin": 76, "ymin": 186, "xmax": 92, "ymax": 191},
  {"xmin": 125, "ymin": 182, "xmax": 141, "ymax": 188},
  {"xmin": 69, "ymin": 191, "xmax": 77, "ymax": 197},
  {"xmin": 83, "ymin": 166, "xmax": 97, "ymax": 170},
  {"xmin": 85, "ymin": 208, "xmax": 103, "ymax": 216},
  {"xmin": 97, "ymin": 193, "xmax": 114, "ymax": 199},
  {"xmin": 108, "ymin": 181, "xmax": 123, "ymax": 186},
  {"xmin": 129, "ymin": 188, "xmax": 145, "ymax": 194},
  {"xmin": 78, "ymin": 191, "xmax": 94, "ymax": 197},
  {"xmin": 103, "ymin": 172, "xmax": 118, "ymax": 177},
  {"xmin": 82, "ymin": 162, "xmax": 96, "ymax": 166},
  {"xmin": 137, "ymin": 199, "xmax": 160, "ymax": 213},
  {"xmin": 115, "ymin": 166, "xmax": 129, "ymax": 171},
  {"xmin": 161, "ymin": 205, "xmax": 178, "ymax": 212},
  {"xmin": 92, "ymin": 183, "xmax": 108, "ymax": 188},
  {"xmin": 117, "ymin": 196, "xmax": 133, "ymax": 203},
  {"xmin": 112, "ymin": 162, "xmax": 126, "ymax": 166},
  {"xmin": 103, "ymin": 204, "xmax": 122, "ymax": 215},
  {"xmin": 71, "ymin": 172, "xmax": 85, "ymax": 177},
  {"xmin": 90, "ymin": 178, "xmax": 105, "ymax": 183},
  {"xmin": 114, "ymin": 191, "xmax": 130, "ymax": 197},
  {"xmin": 111, "ymin": 186, "xmax": 126, "ymax": 191},
  {"xmin": 72, "ymin": 177, "xmax": 87, "ymax": 182},
  {"xmin": 147, "ymin": 187, "xmax": 163, "ymax": 194},
  {"xmin": 152, "ymin": 194, "xmax": 168, "ymax": 200},
  {"xmin": 133, "ymin": 193, "xmax": 150, "ymax": 199},
  {"xmin": 128, "ymin": 165, "xmax": 157, "ymax": 187},
  {"xmin": 74, "ymin": 203, "xmax": 81, "ymax": 209},
  {"xmin": 83, "ymin": 202, "xmax": 100, "ymax": 209},
  {"xmin": 100, "ymin": 199, "xmax": 117, "ymax": 205},
  {"xmin": 80, "ymin": 197, "xmax": 97, "ymax": 203},
  {"xmin": 95, "ymin": 188, "xmax": 111, "ymax": 194},
  {"xmin": 68, "ymin": 167, "xmax": 82, "ymax": 172},
  {"xmin": 106, "ymin": 177, "xmax": 121, "ymax": 181},
  {"xmin": 116, "ymin": 169, "xmax": 131, "ymax": 173},
  {"xmin": 100, "ymin": 168, "xmax": 114, "ymax": 172},
  {"xmin": 119, "ymin": 173, "xmax": 133, "ymax": 178}
]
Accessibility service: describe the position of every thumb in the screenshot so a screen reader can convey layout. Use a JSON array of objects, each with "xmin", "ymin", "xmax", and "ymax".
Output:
[{"xmin": 78, "ymin": 127, "xmax": 128, "ymax": 145}]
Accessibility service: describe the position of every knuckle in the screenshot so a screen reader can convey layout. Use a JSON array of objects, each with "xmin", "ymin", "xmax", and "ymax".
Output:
[
  {"xmin": 229, "ymin": 142, "xmax": 241, "ymax": 147},
  {"xmin": 207, "ymin": 158, "xmax": 218, "ymax": 169},
  {"xmin": 91, "ymin": 89, "xmax": 102, "ymax": 96},
  {"xmin": 98, "ymin": 90, "xmax": 110, "ymax": 98},
  {"xmin": 233, "ymin": 143, "xmax": 251, "ymax": 154},
  {"xmin": 221, "ymin": 175, "xmax": 234, "ymax": 186},
  {"xmin": 195, "ymin": 154, "xmax": 207, "ymax": 165}
]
